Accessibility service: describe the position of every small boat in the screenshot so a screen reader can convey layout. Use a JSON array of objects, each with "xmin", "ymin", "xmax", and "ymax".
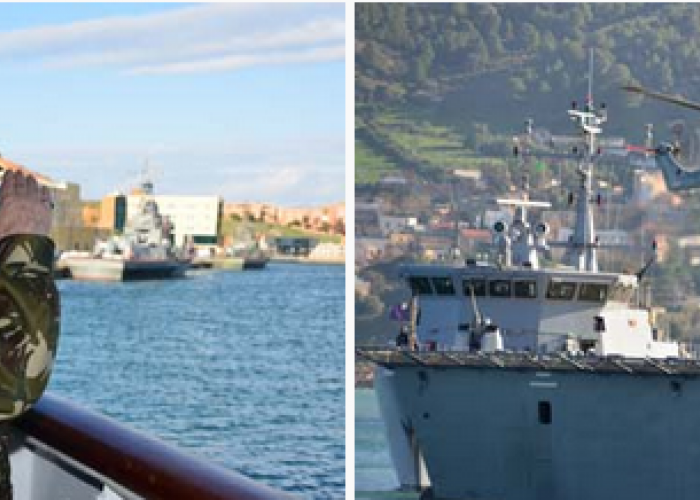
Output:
[
  {"xmin": 228, "ymin": 223, "xmax": 270, "ymax": 270},
  {"xmin": 241, "ymin": 252, "xmax": 269, "ymax": 270}
]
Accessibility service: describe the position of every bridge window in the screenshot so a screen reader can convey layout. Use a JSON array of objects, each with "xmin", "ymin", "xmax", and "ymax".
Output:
[
  {"xmin": 579, "ymin": 283, "xmax": 608, "ymax": 302},
  {"xmin": 514, "ymin": 280, "xmax": 537, "ymax": 298},
  {"xmin": 431, "ymin": 277, "xmax": 455, "ymax": 296},
  {"xmin": 489, "ymin": 280, "xmax": 512, "ymax": 297},
  {"xmin": 463, "ymin": 279, "xmax": 486, "ymax": 297},
  {"xmin": 409, "ymin": 277, "xmax": 433, "ymax": 295},
  {"xmin": 546, "ymin": 281, "xmax": 577, "ymax": 300}
]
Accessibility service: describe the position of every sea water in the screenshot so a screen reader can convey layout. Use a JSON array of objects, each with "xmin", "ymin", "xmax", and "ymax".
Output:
[
  {"xmin": 355, "ymin": 388, "xmax": 418, "ymax": 500},
  {"xmin": 48, "ymin": 262, "xmax": 344, "ymax": 499}
]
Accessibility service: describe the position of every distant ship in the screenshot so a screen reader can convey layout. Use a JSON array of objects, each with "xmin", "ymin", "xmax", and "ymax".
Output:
[
  {"xmin": 61, "ymin": 184, "xmax": 190, "ymax": 281},
  {"xmin": 241, "ymin": 250, "xmax": 269, "ymax": 270},
  {"xmin": 229, "ymin": 223, "xmax": 270, "ymax": 270},
  {"xmin": 359, "ymin": 59, "xmax": 700, "ymax": 500}
]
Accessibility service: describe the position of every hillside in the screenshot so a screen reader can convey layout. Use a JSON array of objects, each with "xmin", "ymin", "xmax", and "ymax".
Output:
[{"xmin": 356, "ymin": 3, "xmax": 700, "ymax": 185}]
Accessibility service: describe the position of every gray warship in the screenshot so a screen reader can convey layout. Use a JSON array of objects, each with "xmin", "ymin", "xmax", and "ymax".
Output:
[
  {"xmin": 359, "ymin": 69, "xmax": 700, "ymax": 499},
  {"xmin": 62, "ymin": 183, "xmax": 189, "ymax": 281}
]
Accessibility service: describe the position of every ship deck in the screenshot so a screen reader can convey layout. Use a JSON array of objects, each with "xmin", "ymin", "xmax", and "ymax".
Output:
[{"xmin": 357, "ymin": 347, "xmax": 700, "ymax": 377}]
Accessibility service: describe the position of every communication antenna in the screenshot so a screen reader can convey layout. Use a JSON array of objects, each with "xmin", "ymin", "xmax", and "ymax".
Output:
[{"xmin": 587, "ymin": 49, "xmax": 594, "ymax": 108}]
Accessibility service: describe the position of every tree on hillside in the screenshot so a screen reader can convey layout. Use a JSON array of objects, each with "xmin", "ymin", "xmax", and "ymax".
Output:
[
  {"xmin": 521, "ymin": 23, "xmax": 540, "ymax": 51},
  {"xmin": 414, "ymin": 40, "xmax": 435, "ymax": 83}
]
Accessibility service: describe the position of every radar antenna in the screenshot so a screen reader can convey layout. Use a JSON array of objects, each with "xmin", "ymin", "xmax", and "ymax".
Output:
[{"xmin": 558, "ymin": 49, "xmax": 606, "ymax": 272}]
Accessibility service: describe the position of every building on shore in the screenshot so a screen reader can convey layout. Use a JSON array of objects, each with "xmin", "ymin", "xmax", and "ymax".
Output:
[
  {"xmin": 274, "ymin": 237, "xmax": 320, "ymax": 256},
  {"xmin": 86, "ymin": 191, "xmax": 223, "ymax": 251},
  {"xmin": 224, "ymin": 201, "xmax": 345, "ymax": 235},
  {"xmin": 98, "ymin": 194, "xmax": 127, "ymax": 232},
  {"xmin": 53, "ymin": 182, "xmax": 112, "ymax": 252},
  {"xmin": 307, "ymin": 242, "xmax": 344, "ymax": 262}
]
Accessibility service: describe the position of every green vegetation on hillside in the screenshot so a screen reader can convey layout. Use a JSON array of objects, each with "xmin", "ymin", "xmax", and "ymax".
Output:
[
  {"xmin": 219, "ymin": 217, "xmax": 343, "ymax": 244},
  {"xmin": 356, "ymin": 3, "xmax": 700, "ymax": 186}
]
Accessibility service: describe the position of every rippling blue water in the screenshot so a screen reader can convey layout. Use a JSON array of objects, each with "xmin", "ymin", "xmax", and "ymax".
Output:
[{"xmin": 48, "ymin": 262, "xmax": 345, "ymax": 498}]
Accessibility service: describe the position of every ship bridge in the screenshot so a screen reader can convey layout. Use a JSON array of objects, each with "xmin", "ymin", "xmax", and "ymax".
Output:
[{"xmin": 400, "ymin": 263, "xmax": 676, "ymax": 358}]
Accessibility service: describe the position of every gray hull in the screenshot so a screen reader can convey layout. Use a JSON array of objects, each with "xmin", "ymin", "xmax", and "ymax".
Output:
[
  {"xmin": 375, "ymin": 367, "xmax": 430, "ymax": 491},
  {"xmin": 64, "ymin": 258, "xmax": 189, "ymax": 281},
  {"xmin": 242, "ymin": 256, "xmax": 269, "ymax": 270},
  {"xmin": 376, "ymin": 353, "xmax": 700, "ymax": 500}
]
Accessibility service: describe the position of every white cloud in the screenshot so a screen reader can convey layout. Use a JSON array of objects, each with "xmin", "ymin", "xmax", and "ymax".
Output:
[
  {"xmin": 128, "ymin": 44, "xmax": 346, "ymax": 75},
  {"xmin": 0, "ymin": 3, "xmax": 345, "ymax": 75}
]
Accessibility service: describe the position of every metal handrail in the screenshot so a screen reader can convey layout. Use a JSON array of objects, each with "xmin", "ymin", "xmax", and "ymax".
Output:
[{"xmin": 13, "ymin": 393, "xmax": 292, "ymax": 500}]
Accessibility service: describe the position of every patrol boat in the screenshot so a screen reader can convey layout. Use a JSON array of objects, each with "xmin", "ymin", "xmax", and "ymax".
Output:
[
  {"xmin": 359, "ymin": 85, "xmax": 700, "ymax": 499},
  {"xmin": 62, "ymin": 184, "xmax": 189, "ymax": 281}
]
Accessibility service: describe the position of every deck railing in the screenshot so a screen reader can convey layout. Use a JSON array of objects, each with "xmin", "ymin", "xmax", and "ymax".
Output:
[{"xmin": 13, "ymin": 393, "xmax": 292, "ymax": 500}]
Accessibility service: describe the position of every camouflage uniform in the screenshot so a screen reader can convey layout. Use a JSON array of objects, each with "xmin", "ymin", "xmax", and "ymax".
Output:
[{"xmin": 0, "ymin": 234, "xmax": 58, "ymax": 419}]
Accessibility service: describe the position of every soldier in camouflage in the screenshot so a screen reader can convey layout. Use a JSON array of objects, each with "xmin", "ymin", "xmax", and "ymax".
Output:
[
  {"xmin": 0, "ymin": 169, "xmax": 59, "ymax": 500},
  {"xmin": 0, "ymin": 169, "xmax": 58, "ymax": 417}
]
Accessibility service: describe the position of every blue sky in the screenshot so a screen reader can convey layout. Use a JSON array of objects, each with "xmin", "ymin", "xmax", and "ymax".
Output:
[{"xmin": 0, "ymin": 3, "xmax": 345, "ymax": 206}]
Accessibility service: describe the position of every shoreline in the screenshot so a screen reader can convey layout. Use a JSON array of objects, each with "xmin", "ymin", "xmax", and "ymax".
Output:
[{"xmin": 271, "ymin": 256, "xmax": 345, "ymax": 266}]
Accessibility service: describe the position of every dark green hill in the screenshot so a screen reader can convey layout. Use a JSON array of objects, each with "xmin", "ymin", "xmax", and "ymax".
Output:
[{"xmin": 356, "ymin": 3, "xmax": 700, "ymax": 185}]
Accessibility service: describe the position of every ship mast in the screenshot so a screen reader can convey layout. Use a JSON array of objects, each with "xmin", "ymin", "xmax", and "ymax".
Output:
[{"xmin": 562, "ymin": 50, "xmax": 606, "ymax": 272}]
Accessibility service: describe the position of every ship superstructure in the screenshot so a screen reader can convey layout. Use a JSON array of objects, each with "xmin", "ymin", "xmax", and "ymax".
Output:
[{"xmin": 401, "ymin": 84, "xmax": 677, "ymax": 360}]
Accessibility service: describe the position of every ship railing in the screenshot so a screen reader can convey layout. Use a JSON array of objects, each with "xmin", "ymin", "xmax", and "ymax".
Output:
[
  {"xmin": 10, "ymin": 392, "xmax": 292, "ymax": 500},
  {"xmin": 357, "ymin": 345, "xmax": 700, "ymax": 376}
]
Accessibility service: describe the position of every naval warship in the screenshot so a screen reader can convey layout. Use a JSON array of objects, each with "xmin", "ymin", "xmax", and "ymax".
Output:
[
  {"xmin": 61, "ymin": 181, "xmax": 190, "ymax": 281},
  {"xmin": 359, "ymin": 73, "xmax": 700, "ymax": 499}
]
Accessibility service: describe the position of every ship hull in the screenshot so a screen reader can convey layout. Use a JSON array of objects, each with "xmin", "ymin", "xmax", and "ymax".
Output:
[
  {"xmin": 63, "ymin": 257, "xmax": 189, "ymax": 281},
  {"xmin": 242, "ymin": 257, "xmax": 269, "ymax": 270},
  {"xmin": 191, "ymin": 257, "xmax": 245, "ymax": 270},
  {"xmin": 375, "ymin": 366, "xmax": 430, "ymax": 491},
  {"xmin": 372, "ymin": 352, "xmax": 700, "ymax": 500}
]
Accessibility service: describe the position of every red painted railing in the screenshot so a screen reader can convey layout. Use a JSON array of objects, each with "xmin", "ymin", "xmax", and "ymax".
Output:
[{"xmin": 13, "ymin": 393, "xmax": 292, "ymax": 500}]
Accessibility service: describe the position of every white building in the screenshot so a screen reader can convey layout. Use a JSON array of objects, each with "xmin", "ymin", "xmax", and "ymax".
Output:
[
  {"xmin": 378, "ymin": 214, "xmax": 410, "ymax": 236},
  {"xmin": 126, "ymin": 195, "xmax": 222, "ymax": 247}
]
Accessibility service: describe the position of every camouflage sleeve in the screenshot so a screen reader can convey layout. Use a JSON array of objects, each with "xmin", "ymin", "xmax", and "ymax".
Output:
[{"xmin": 0, "ymin": 235, "xmax": 59, "ymax": 420}]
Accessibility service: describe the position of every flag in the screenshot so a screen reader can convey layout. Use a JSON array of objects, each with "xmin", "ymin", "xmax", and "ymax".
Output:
[{"xmin": 389, "ymin": 303, "xmax": 410, "ymax": 321}]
